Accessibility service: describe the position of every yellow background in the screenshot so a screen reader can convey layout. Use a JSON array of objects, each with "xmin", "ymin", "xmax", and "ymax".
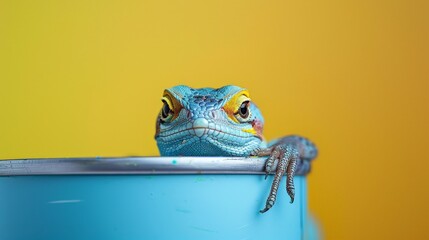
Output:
[{"xmin": 1, "ymin": 0, "xmax": 428, "ymax": 239}]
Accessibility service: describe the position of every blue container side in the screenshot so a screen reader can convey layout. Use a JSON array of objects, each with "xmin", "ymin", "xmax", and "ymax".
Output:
[{"xmin": 0, "ymin": 175, "xmax": 306, "ymax": 240}]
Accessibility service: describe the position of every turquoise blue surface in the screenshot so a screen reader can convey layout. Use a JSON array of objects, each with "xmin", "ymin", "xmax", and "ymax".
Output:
[{"xmin": 0, "ymin": 175, "xmax": 306, "ymax": 240}]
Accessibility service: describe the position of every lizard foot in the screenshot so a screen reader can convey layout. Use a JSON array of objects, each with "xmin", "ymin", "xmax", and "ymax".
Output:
[{"xmin": 256, "ymin": 144, "xmax": 299, "ymax": 213}]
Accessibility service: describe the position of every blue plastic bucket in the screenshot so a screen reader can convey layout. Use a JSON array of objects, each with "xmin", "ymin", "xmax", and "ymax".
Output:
[{"xmin": 0, "ymin": 157, "xmax": 307, "ymax": 240}]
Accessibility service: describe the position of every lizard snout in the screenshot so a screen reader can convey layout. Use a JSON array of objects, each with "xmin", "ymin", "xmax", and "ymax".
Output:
[{"xmin": 192, "ymin": 118, "xmax": 209, "ymax": 137}]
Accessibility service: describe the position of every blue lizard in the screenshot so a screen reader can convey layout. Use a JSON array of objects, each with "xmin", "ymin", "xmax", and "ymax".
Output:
[{"xmin": 155, "ymin": 85, "xmax": 318, "ymax": 213}]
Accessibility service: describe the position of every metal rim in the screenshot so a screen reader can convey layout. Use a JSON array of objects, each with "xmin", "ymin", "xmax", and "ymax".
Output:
[{"xmin": 0, "ymin": 157, "xmax": 309, "ymax": 176}]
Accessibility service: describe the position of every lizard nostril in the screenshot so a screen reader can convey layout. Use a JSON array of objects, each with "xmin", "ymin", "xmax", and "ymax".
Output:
[{"xmin": 210, "ymin": 111, "xmax": 216, "ymax": 119}]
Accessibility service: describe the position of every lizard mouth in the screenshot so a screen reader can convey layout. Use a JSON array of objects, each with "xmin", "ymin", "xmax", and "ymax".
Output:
[
  {"xmin": 159, "ymin": 126, "xmax": 255, "ymax": 140},
  {"xmin": 192, "ymin": 126, "xmax": 209, "ymax": 137}
]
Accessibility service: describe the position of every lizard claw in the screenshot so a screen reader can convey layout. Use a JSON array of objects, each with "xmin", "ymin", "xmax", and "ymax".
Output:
[
  {"xmin": 260, "ymin": 197, "xmax": 275, "ymax": 213},
  {"xmin": 258, "ymin": 144, "xmax": 299, "ymax": 213},
  {"xmin": 263, "ymin": 148, "xmax": 279, "ymax": 180},
  {"xmin": 287, "ymin": 186, "xmax": 295, "ymax": 204}
]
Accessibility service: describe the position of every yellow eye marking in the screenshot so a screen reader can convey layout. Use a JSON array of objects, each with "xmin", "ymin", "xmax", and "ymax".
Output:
[
  {"xmin": 223, "ymin": 90, "xmax": 251, "ymax": 123},
  {"xmin": 242, "ymin": 128, "xmax": 257, "ymax": 135},
  {"xmin": 161, "ymin": 96, "xmax": 173, "ymax": 109},
  {"xmin": 161, "ymin": 90, "xmax": 183, "ymax": 121}
]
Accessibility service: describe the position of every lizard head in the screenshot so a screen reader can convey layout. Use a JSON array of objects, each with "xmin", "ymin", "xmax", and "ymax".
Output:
[{"xmin": 155, "ymin": 85, "xmax": 266, "ymax": 156}]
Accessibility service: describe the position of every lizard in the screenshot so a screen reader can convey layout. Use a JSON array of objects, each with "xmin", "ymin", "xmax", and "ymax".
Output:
[{"xmin": 154, "ymin": 85, "xmax": 318, "ymax": 213}]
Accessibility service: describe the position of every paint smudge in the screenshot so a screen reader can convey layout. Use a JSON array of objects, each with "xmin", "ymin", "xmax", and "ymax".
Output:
[
  {"xmin": 190, "ymin": 226, "xmax": 218, "ymax": 233},
  {"xmin": 176, "ymin": 208, "xmax": 192, "ymax": 214},
  {"xmin": 48, "ymin": 200, "xmax": 82, "ymax": 204}
]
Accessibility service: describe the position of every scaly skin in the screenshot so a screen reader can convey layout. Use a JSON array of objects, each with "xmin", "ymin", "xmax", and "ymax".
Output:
[{"xmin": 155, "ymin": 85, "xmax": 317, "ymax": 213}]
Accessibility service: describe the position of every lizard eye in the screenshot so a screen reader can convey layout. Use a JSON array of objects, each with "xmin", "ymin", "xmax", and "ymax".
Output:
[
  {"xmin": 239, "ymin": 101, "xmax": 250, "ymax": 118},
  {"xmin": 223, "ymin": 90, "xmax": 251, "ymax": 123},
  {"xmin": 160, "ymin": 99, "xmax": 174, "ymax": 122},
  {"xmin": 159, "ymin": 90, "xmax": 183, "ymax": 123},
  {"xmin": 234, "ymin": 100, "xmax": 250, "ymax": 122}
]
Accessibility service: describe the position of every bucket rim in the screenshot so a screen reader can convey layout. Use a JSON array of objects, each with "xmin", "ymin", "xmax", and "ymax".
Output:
[{"xmin": 0, "ymin": 157, "xmax": 310, "ymax": 176}]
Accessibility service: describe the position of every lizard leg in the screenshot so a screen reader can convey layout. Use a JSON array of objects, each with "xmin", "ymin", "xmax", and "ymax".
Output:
[
  {"xmin": 254, "ymin": 135, "xmax": 317, "ymax": 212},
  {"xmin": 259, "ymin": 145, "xmax": 294, "ymax": 213},
  {"xmin": 296, "ymin": 158, "xmax": 311, "ymax": 175}
]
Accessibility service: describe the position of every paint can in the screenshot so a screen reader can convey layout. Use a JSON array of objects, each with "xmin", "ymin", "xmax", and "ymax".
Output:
[{"xmin": 0, "ymin": 157, "xmax": 307, "ymax": 240}]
